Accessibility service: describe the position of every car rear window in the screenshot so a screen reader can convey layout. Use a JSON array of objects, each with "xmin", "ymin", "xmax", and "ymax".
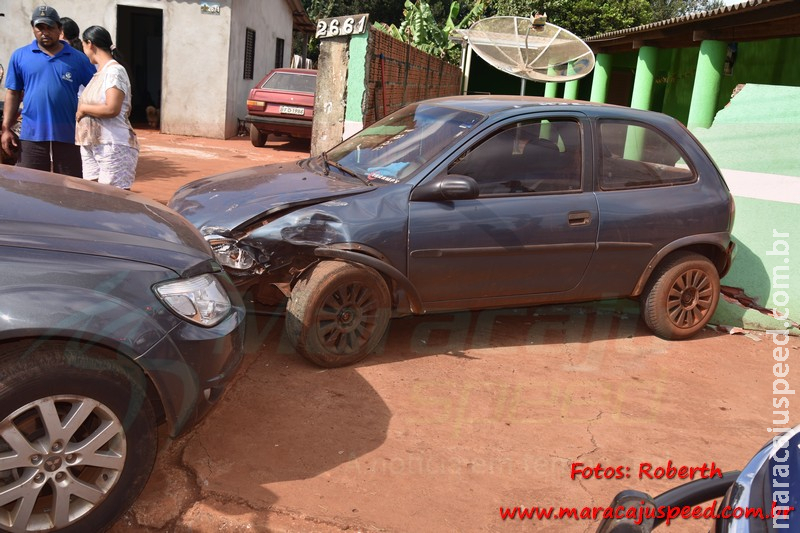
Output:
[
  {"xmin": 598, "ymin": 120, "xmax": 696, "ymax": 190},
  {"xmin": 261, "ymin": 72, "xmax": 316, "ymax": 94}
]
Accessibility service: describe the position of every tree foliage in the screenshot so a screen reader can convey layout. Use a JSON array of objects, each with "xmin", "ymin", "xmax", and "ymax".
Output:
[
  {"xmin": 487, "ymin": 0, "xmax": 725, "ymax": 37},
  {"xmin": 487, "ymin": 0, "xmax": 652, "ymax": 38},
  {"xmin": 376, "ymin": 0, "xmax": 486, "ymax": 63},
  {"xmin": 649, "ymin": 0, "xmax": 725, "ymax": 22},
  {"xmin": 303, "ymin": 0, "xmax": 469, "ymax": 29}
]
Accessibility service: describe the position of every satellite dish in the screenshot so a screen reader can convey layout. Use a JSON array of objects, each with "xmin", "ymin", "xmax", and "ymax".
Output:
[{"xmin": 461, "ymin": 15, "xmax": 595, "ymax": 82}]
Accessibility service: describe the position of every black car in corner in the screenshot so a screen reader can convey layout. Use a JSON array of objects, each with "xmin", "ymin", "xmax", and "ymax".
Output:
[
  {"xmin": 596, "ymin": 425, "xmax": 800, "ymax": 532},
  {"xmin": 0, "ymin": 165, "xmax": 245, "ymax": 532},
  {"xmin": 170, "ymin": 96, "xmax": 735, "ymax": 368}
]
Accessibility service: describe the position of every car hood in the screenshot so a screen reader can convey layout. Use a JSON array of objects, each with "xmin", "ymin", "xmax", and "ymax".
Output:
[
  {"xmin": 169, "ymin": 160, "xmax": 373, "ymax": 231},
  {"xmin": 0, "ymin": 166, "xmax": 214, "ymax": 275}
]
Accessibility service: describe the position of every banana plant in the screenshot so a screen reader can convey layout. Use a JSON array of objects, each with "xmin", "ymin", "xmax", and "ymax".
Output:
[{"xmin": 376, "ymin": 0, "xmax": 486, "ymax": 63}]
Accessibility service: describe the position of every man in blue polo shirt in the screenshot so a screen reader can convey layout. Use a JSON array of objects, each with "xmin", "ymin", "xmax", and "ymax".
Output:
[{"xmin": 1, "ymin": 5, "xmax": 95, "ymax": 176}]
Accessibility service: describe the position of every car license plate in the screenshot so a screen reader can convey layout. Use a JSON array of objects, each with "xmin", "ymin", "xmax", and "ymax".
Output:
[{"xmin": 280, "ymin": 106, "xmax": 305, "ymax": 116}]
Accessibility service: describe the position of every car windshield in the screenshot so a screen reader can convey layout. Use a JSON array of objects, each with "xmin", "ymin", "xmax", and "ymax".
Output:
[
  {"xmin": 325, "ymin": 102, "xmax": 484, "ymax": 185},
  {"xmin": 262, "ymin": 72, "xmax": 316, "ymax": 93}
]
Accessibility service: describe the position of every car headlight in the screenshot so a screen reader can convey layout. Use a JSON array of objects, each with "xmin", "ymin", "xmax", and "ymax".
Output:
[
  {"xmin": 154, "ymin": 273, "xmax": 232, "ymax": 327},
  {"xmin": 205, "ymin": 236, "xmax": 257, "ymax": 271}
]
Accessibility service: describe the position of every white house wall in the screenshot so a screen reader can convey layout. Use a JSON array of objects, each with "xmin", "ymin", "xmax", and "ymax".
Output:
[
  {"xmin": 159, "ymin": 1, "xmax": 232, "ymax": 138},
  {"xmin": 0, "ymin": 1, "xmax": 119, "ymax": 66},
  {"xmin": 1, "ymin": 0, "xmax": 295, "ymax": 139}
]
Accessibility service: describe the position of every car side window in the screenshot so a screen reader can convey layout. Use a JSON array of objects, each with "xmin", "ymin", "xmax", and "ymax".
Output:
[
  {"xmin": 598, "ymin": 121, "xmax": 696, "ymax": 190},
  {"xmin": 449, "ymin": 119, "xmax": 582, "ymax": 196}
]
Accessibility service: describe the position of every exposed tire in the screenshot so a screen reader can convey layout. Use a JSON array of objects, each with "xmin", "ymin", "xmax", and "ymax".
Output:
[
  {"xmin": 285, "ymin": 261, "xmax": 391, "ymax": 368},
  {"xmin": 249, "ymin": 124, "xmax": 268, "ymax": 147},
  {"xmin": 0, "ymin": 342, "xmax": 157, "ymax": 533},
  {"xmin": 640, "ymin": 252, "xmax": 720, "ymax": 339}
]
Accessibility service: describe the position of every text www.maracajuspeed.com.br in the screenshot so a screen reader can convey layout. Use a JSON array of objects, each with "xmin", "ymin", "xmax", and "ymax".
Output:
[{"xmin": 499, "ymin": 501, "xmax": 794, "ymax": 526}]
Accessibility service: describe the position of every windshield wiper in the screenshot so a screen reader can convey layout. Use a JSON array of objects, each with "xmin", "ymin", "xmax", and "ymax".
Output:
[{"xmin": 324, "ymin": 156, "xmax": 373, "ymax": 187}]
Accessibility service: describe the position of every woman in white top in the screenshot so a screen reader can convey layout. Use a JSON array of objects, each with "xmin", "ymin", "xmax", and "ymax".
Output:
[{"xmin": 75, "ymin": 26, "xmax": 139, "ymax": 189}]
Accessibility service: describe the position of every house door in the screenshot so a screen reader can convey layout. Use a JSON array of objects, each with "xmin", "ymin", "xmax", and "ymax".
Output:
[{"xmin": 116, "ymin": 6, "xmax": 163, "ymax": 127}]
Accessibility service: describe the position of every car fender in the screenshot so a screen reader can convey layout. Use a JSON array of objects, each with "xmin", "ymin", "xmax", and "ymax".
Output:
[
  {"xmin": 314, "ymin": 247, "xmax": 424, "ymax": 314},
  {"xmin": 631, "ymin": 232, "xmax": 732, "ymax": 296},
  {"xmin": 0, "ymin": 283, "xmax": 174, "ymax": 363},
  {"xmin": 0, "ymin": 284, "xmax": 226, "ymax": 435}
]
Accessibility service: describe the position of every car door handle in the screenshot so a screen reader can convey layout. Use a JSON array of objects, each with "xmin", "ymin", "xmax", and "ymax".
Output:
[{"xmin": 568, "ymin": 211, "xmax": 592, "ymax": 226}]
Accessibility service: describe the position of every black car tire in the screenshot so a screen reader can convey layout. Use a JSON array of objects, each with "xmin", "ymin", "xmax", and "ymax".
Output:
[
  {"xmin": 641, "ymin": 252, "xmax": 720, "ymax": 339},
  {"xmin": 285, "ymin": 261, "xmax": 391, "ymax": 367},
  {"xmin": 0, "ymin": 342, "xmax": 157, "ymax": 533},
  {"xmin": 250, "ymin": 124, "xmax": 268, "ymax": 147}
]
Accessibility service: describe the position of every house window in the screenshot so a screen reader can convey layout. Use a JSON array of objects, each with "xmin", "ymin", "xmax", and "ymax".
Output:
[
  {"xmin": 244, "ymin": 28, "xmax": 256, "ymax": 80},
  {"xmin": 275, "ymin": 38, "xmax": 285, "ymax": 69}
]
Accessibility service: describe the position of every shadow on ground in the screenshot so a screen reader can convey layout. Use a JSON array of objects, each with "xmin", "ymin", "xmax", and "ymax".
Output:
[{"xmin": 115, "ymin": 301, "xmax": 746, "ymax": 532}]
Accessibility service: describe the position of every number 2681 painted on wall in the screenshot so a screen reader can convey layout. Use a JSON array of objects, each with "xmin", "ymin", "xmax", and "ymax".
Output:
[{"xmin": 315, "ymin": 14, "xmax": 369, "ymax": 39}]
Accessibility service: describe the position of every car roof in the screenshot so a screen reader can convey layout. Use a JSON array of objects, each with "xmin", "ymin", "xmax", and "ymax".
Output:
[{"xmin": 420, "ymin": 94, "xmax": 679, "ymax": 124}]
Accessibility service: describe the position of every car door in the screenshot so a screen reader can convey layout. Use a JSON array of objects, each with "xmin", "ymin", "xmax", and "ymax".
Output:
[
  {"xmin": 407, "ymin": 115, "xmax": 599, "ymax": 309},
  {"xmin": 580, "ymin": 119, "xmax": 709, "ymax": 297}
]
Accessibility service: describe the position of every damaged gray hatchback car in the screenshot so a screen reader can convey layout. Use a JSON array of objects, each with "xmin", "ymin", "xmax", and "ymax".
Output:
[{"xmin": 169, "ymin": 96, "xmax": 735, "ymax": 368}]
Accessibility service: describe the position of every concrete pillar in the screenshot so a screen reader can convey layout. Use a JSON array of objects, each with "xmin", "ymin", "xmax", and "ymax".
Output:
[
  {"xmin": 624, "ymin": 47, "xmax": 658, "ymax": 160},
  {"xmin": 589, "ymin": 53, "xmax": 612, "ymax": 103},
  {"xmin": 687, "ymin": 40, "xmax": 727, "ymax": 129},
  {"xmin": 310, "ymin": 36, "xmax": 350, "ymax": 156},
  {"xmin": 463, "ymin": 45, "xmax": 473, "ymax": 95},
  {"xmin": 563, "ymin": 62, "xmax": 578, "ymax": 100},
  {"xmin": 630, "ymin": 46, "xmax": 658, "ymax": 110},
  {"xmin": 544, "ymin": 64, "xmax": 558, "ymax": 98}
]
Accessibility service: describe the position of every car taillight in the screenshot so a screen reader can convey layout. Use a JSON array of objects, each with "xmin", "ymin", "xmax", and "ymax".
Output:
[{"xmin": 247, "ymin": 100, "xmax": 265, "ymax": 108}]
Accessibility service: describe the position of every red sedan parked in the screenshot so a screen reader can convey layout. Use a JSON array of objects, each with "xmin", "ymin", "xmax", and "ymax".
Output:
[{"xmin": 246, "ymin": 68, "xmax": 316, "ymax": 146}]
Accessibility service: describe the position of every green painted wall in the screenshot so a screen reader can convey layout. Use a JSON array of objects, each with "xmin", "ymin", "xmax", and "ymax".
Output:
[
  {"xmin": 655, "ymin": 37, "xmax": 800, "ymax": 127},
  {"xmin": 693, "ymin": 84, "xmax": 800, "ymax": 174},
  {"xmin": 713, "ymin": 197, "xmax": 799, "ymax": 334},
  {"xmin": 718, "ymin": 37, "xmax": 800, "ymax": 111},
  {"xmin": 661, "ymin": 47, "xmax": 700, "ymax": 125},
  {"xmin": 647, "ymin": 48, "xmax": 675, "ymax": 113},
  {"xmin": 345, "ymin": 32, "xmax": 369, "ymax": 124},
  {"xmin": 692, "ymin": 84, "xmax": 800, "ymax": 334}
]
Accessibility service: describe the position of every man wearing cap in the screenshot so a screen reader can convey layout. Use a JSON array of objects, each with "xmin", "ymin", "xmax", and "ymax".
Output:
[{"xmin": 1, "ymin": 5, "xmax": 95, "ymax": 176}]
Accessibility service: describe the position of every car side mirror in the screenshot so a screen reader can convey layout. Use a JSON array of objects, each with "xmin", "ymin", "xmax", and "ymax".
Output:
[
  {"xmin": 595, "ymin": 490, "xmax": 656, "ymax": 533},
  {"xmin": 410, "ymin": 174, "xmax": 479, "ymax": 202}
]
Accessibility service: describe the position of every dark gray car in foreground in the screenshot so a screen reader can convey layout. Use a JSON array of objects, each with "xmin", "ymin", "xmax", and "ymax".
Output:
[
  {"xmin": 0, "ymin": 166, "xmax": 245, "ymax": 532},
  {"xmin": 170, "ymin": 96, "xmax": 735, "ymax": 368}
]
